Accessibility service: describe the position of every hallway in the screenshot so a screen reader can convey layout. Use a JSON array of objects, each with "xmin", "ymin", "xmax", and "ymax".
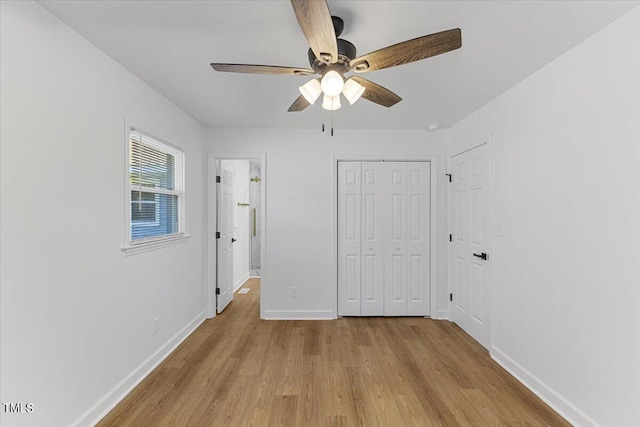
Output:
[{"xmin": 99, "ymin": 278, "xmax": 568, "ymax": 426}]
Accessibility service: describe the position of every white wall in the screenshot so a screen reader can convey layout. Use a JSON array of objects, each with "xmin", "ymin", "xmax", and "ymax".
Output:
[
  {"xmin": 448, "ymin": 7, "xmax": 640, "ymax": 427},
  {"xmin": 221, "ymin": 159, "xmax": 251, "ymax": 290},
  {"xmin": 0, "ymin": 2, "xmax": 206, "ymax": 426},
  {"xmin": 207, "ymin": 128, "xmax": 449, "ymax": 319}
]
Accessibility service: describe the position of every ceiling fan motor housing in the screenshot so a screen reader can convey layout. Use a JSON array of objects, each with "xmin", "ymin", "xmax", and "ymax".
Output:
[
  {"xmin": 332, "ymin": 16, "xmax": 344, "ymax": 37},
  {"xmin": 308, "ymin": 39, "xmax": 356, "ymax": 71}
]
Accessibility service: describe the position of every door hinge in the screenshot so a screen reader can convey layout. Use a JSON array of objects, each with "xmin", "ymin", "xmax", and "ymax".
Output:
[
  {"xmin": 449, "ymin": 234, "xmax": 453, "ymax": 242},
  {"xmin": 216, "ymin": 175, "xmax": 221, "ymax": 183},
  {"xmin": 216, "ymin": 288, "xmax": 220, "ymax": 295},
  {"xmin": 446, "ymin": 173, "xmax": 452, "ymax": 183},
  {"xmin": 450, "ymin": 293, "xmax": 453, "ymax": 302},
  {"xmin": 215, "ymin": 232, "xmax": 220, "ymax": 239}
]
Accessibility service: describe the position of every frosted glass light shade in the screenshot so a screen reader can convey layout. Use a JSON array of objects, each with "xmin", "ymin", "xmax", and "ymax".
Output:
[
  {"xmin": 321, "ymin": 70, "xmax": 344, "ymax": 97},
  {"xmin": 322, "ymin": 94, "xmax": 341, "ymax": 111},
  {"xmin": 343, "ymin": 78, "xmax": 365, "ymax": 105},
  {"xmin": 299, "ymin": 78, "xmax": 322, "ymax": 104}
]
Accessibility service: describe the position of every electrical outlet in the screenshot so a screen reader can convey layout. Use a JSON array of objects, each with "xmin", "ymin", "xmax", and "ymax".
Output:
[
  {"xmin": 290, "ymin": 287, "xmax": 297, "ymax": 298},
  {"xmin": 153, "ymin": 317, "xmax": 160, "ymax": 335},
  {"xmin": 495, "ymin": 221, "xmax": 505, "ymax": 237}
]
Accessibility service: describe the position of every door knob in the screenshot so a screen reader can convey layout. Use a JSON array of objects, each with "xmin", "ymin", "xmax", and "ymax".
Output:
[
  {"xmin": 395, "ymin": 246, "xmax": 401, "ymax": 250},
  {"xmin": 231, "ymin": 238, "xmax": 237, "ymax": 243},
  {"xmin": 368, "ymin": 246, "xmax": 373, "ymax": 250},
  {"xmin": 473, "ymin": 252, "xmax": 487, "ymax": 260}
]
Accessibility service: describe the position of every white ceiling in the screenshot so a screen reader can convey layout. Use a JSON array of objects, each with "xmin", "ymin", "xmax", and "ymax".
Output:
[{"xmin": 39, "ymin": 1, "xmax": 639, "ymax": 130}]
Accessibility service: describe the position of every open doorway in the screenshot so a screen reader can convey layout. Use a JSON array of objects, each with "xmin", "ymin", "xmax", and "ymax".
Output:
[{"xmin": 207, "ymin": 153, "xmax": 266, "ymax": 319}]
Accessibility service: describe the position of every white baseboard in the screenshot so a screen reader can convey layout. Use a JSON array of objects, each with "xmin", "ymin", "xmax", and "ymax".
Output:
[
  {"xmin": 72, "ymin": 311, "xmax": 206, "ymax": 427},
  {"xmin": 233, "ymin": 272, "xmax": 251, "ymax": 293},
  {"xmin": 436, "ymin": 309, "xmax": 449, "ymax": 320},
  {"xmin": 263, "ymin": 310, "xmax": 335, "ymax": 320},
  {"xmin": 491, "ymin": 346, "xmax": 599, "ymax": 427}
]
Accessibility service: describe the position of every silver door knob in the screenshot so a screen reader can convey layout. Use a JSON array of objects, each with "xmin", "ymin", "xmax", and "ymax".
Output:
[
  {"xmin": 368, "ymin": 246, "xmax": 373, "ymax": 250},
  {"xmin": 395, "ymin": 246, "xmax": 401, "ymax": 250}
]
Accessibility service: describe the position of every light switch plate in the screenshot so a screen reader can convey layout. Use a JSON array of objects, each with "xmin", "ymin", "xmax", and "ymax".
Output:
[{"xmin": 495, "ymin": 221, "xmax": 505, "ymax": 237}]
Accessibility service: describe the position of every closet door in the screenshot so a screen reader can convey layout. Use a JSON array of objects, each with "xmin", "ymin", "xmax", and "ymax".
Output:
[
  {"xmin": 361, "ymin": 162, "xmax": 385, "ymax": 315},
  {"xmin": 406, "ymin": 162, "xmax": 431, "ymax": 315},
  {"xmin": 338, "ymin": 162, "xmax": 362, "ymax": 316},
  {"xmin": 338, "ymin": 161, "xmax": 430, "ymax": 317},
  {"xmin": 383, "ymin": 162, "xmax": 408, "ymax": 315}
]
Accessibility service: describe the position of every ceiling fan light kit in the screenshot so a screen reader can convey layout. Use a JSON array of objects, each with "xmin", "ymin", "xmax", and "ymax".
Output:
[
  {"xmin": 211, "ymin": 0, "xmax": 462, "ymax": 131},
  {"xmin": 343, "ymin": 78, "xmax": 365, "ymax": 105},
  {"xmin": 320, "ymin": 70, "xmax": 344, "ymax": 97},
  {"xmin": 299, "ymin": 78, "xmax": 322, "ymax": 104},
  {"xmin": 322, "ymin": 94, "xmax": 341, "ymax": 111},
  {"xmin": 299, "ymin": 71, "xmax": 364, "ymax": 109}
]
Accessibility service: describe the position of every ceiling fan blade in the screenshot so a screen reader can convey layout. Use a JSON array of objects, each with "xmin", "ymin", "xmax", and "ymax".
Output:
[
  {"xmin": 290, "ymin": 0, "xmax": 338, "ymax": 64},
  {"xmin": 350, "ymin": 76, "xmax": 402, "ymax": 107},
  {"xmin": 350, "ymin": 28, "xmax": 462, "ymax": 73},
  {"xmin": 288, "ymin": 95, "xmax": 311, "ymax": 112},
  {"xmin": 211, "ymin": 63, "xmax": 315, "ymax": 76}
]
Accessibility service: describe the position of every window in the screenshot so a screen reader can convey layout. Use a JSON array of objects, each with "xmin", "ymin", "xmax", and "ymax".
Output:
[{"xmin": 126, "ymin": 129, "xmax": 185, "ymax": 247}]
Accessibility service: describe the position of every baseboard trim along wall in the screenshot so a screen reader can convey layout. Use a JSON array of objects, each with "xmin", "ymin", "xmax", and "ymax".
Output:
[
  {"xmin": 436, "ymin": 309, "xmax": 449, "ymax": 320},
  {"xmin": 72, "ymin": 311, "xmax": 206, "ymax": 427},
  {"xmin": 233, "ymin": 272, "xmax": 251, "ymax": 293},
  {"xmin": 491, "ymin": 346, "xmax": 601, "ymax": 427},
  {"xmin": 263, "ymin": 310, "xmax": 335, "ymax": 320}
]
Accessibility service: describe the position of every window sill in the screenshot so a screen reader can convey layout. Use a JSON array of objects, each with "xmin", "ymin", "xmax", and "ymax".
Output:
[{"xmin": 121, "ymin": 234, "xmax": 191, "ymax": 256}]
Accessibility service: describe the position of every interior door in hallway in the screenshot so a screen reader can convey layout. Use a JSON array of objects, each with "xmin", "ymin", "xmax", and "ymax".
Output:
[
  {"xmin": 451, "ymin": 144, "xmax": 491, "ymax": 349},
  {"xmin": 217, "ymin": 165, "xmax": 234, "ymax": 313}
]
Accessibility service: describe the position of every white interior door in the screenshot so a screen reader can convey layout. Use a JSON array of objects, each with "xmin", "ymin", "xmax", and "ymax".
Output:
[
  {"xmin": 361, "ymin": 162, "xmax": 385, "ymax": 315},
  {"xmin": 338, "ymin": 161, "xmax": 430, "ymax": 317},
  {"xmin": 383, "ymin": 162, "xmax": 408, "ymax": 316},
  {"xmin": 451, "ymin": 144, "xmax": 491, "ymax": 348},
  {"xmin": 337, "ymin": 162, "xmax": 362, "ymax": 315},
  {"xmin": 382, "ymin": 162, "xmax": 431, "ymax": 316},
  {"xmin": 217, "ymin": 165, "xmax": 234, "ymax": 313},
  {"xmin": 405, "ymin": 162, "xmax": 431, "ymax": 315}
]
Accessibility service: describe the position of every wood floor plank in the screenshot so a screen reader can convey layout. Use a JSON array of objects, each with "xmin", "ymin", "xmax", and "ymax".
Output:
[{"xmin": 98, "ymin": 278, "xmax": 571, "ymax": 427}]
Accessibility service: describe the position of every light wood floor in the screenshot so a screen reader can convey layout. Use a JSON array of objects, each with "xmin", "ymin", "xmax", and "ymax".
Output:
[{"xmin": 99, "ymin": 279, "xmax": 569, "ymax": 426}]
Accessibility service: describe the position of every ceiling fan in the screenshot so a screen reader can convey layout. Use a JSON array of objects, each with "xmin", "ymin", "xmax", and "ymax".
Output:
[{"xmin": 210, "ymin": 0, "xmax": 461, "ymax": 113}]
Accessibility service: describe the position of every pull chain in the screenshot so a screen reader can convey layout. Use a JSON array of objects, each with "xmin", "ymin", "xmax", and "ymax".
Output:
[
  {"xmin": 331, "ymin": 98, "xmax": 335, "ymax": 137},
  {"xmin": 331, "ymin": 110, "xmax": 334, "ymax": 137}
]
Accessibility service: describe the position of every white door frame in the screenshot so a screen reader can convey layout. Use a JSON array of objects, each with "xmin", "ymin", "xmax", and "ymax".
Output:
[
  {"xmin": 333, "ymin": 154, "xmax": 439, "ymax": 318},
  {"xmin": 206, "ymin": 153, "xmax": 267, "ymax": 319},
  {"xmin": 447, "ymin": 139, "xmax": 494, "ymax": 348}
]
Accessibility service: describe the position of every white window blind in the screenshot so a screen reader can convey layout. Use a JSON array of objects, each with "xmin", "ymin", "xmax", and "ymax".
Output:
[{"xmin": 128, "ymin": 130, "xmax": 184, "ymax": 244}]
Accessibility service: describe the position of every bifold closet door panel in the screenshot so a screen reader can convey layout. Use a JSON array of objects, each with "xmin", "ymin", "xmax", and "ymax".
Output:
[
  {"xmin": 338, "ymin": 162, "xmax": 362, "ymax": 316},
  {"xmin": 382, "ymin": 162, "xmax": 430, "ymax": 316},
  {"xmin": 361, "ymin": 163, "xmax": 385, "ymax": 316},
  {"xmin": 406, "ymin": 162, "xmax": 431, "ymax": 316},
  {"xmin": 383, "ymin": 162, "xmax": 408, "ymax": 316}
]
